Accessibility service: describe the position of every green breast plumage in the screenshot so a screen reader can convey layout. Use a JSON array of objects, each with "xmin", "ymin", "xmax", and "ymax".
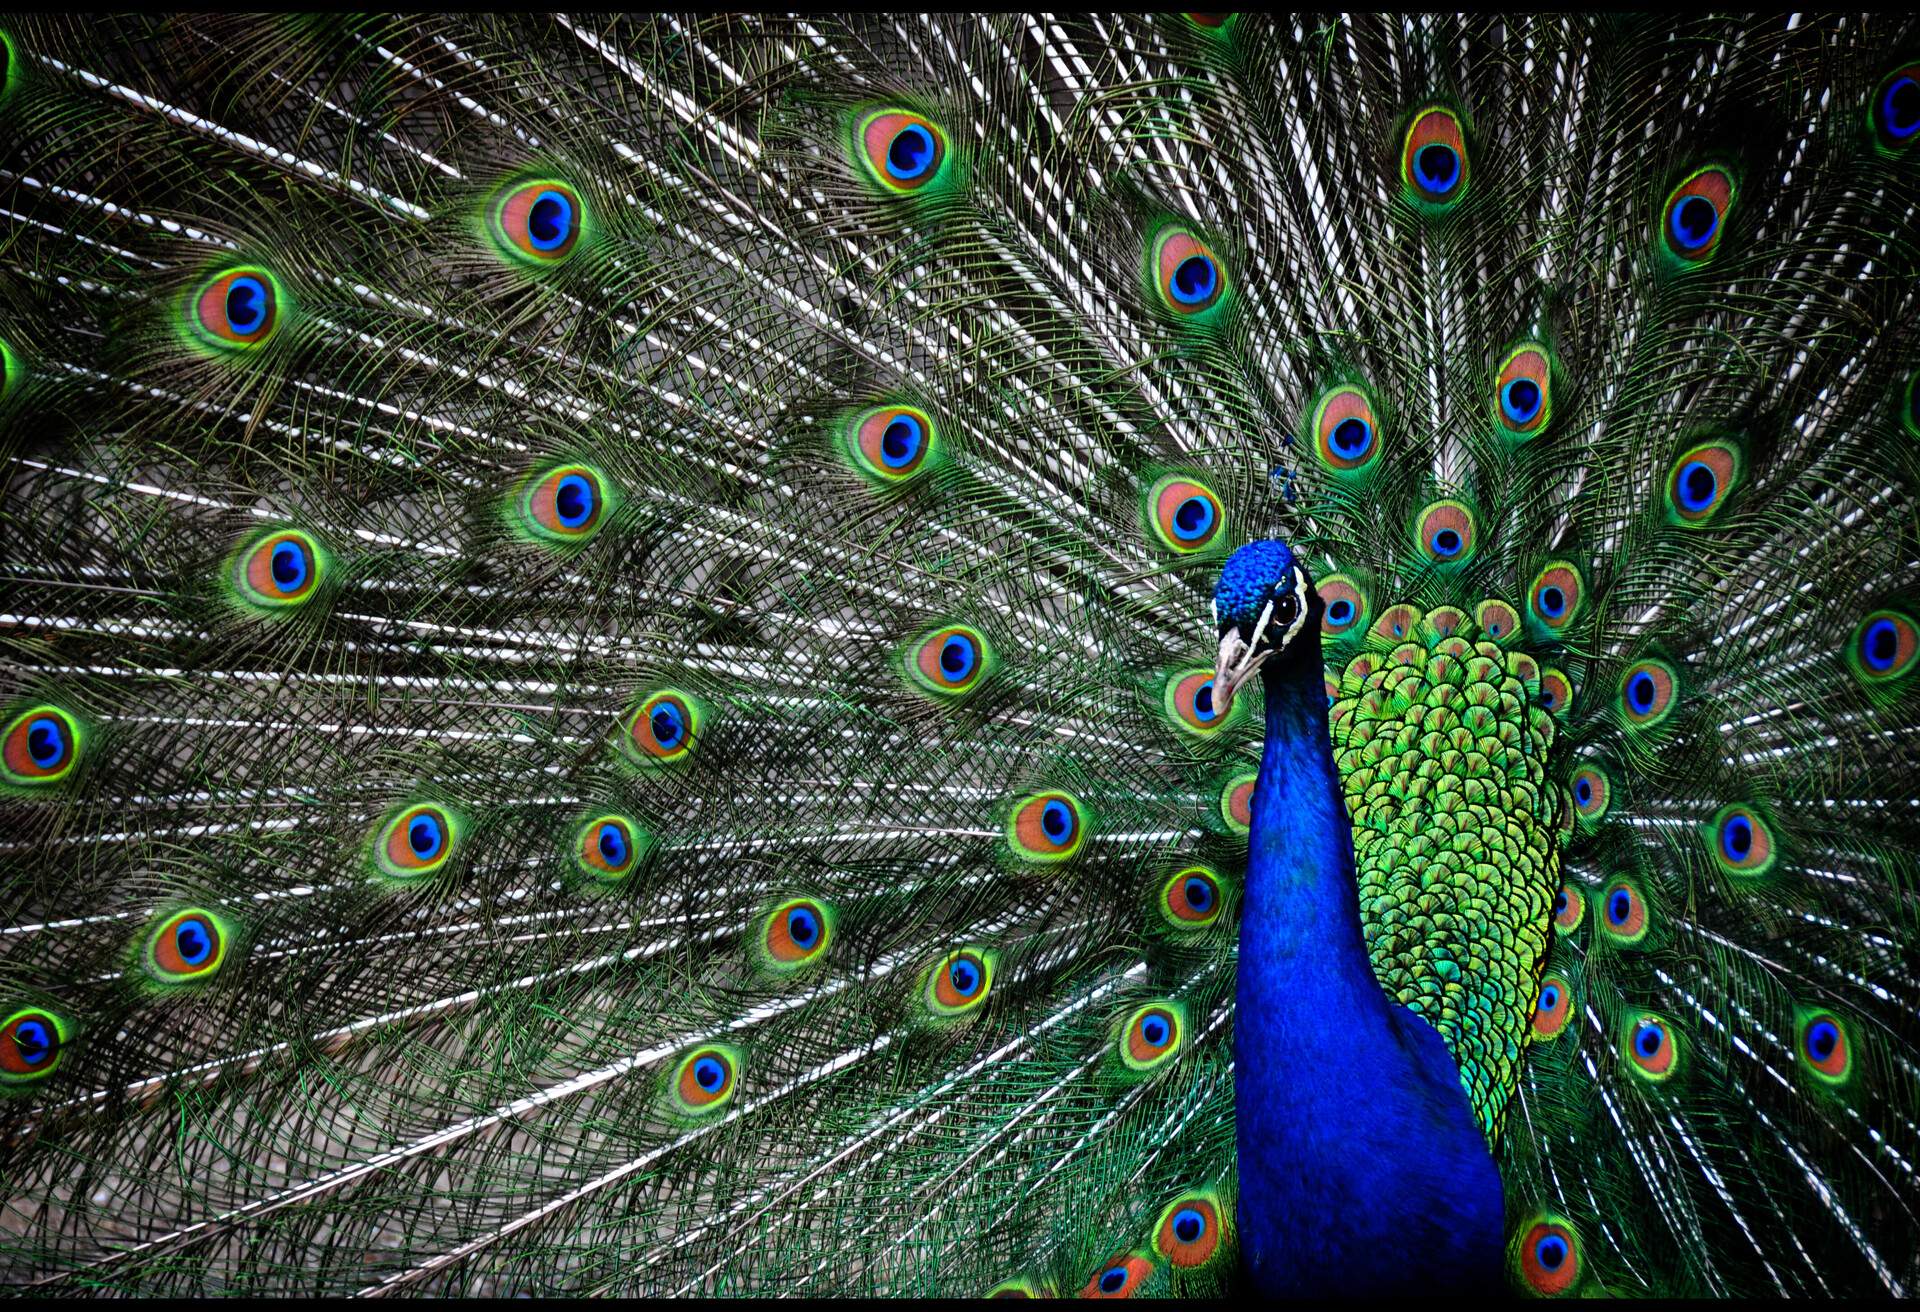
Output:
[{"xmin": 1331, "ymin": 601, "xmax": 1563, "ymax": 1138}]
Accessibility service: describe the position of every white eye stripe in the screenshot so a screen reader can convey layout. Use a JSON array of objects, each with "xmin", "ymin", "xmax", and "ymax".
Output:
[{"xmin": 1278, "ymin": 568, "xmax": 1311, "ymax": 648}]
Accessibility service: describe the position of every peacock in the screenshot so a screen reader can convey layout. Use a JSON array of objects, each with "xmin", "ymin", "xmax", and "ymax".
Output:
[{"xmin": 1, "ymin": 10, "xmax": 1917, "ymax": 1298}]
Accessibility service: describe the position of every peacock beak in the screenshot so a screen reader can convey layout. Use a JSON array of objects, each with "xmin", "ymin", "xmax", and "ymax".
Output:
[{"xmin": 1213, "ymin": 600, "xmax": 1275, "ymax": 714}]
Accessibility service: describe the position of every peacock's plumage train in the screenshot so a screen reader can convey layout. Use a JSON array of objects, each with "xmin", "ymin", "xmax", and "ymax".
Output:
[{"xmin": 1, "ymin": 11, "xmax": 1917, "ymax": 1298}]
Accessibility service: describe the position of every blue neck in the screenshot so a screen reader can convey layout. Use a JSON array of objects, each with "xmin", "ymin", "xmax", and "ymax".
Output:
[{"xmin": 1233, "ymin": 643, "xmax": 1504, "ymax": 1296}]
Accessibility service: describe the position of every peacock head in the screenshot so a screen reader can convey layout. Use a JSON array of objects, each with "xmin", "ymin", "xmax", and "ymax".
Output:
[{"xmin": 1212, "ymin": 539, "xmax": 1318, "ymax": 712}]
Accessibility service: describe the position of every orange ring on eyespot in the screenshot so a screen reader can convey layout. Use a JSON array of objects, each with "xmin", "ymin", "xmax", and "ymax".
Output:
[
  {"xmin": 524, "ymin": 466, "xmax": 605, "ymax": 540},
  {"xmin": 242, "ymin": 531, "xmax": 320, "ymax": 605},
  {"xmin": 1011, "ymin": 791, "xmax": 1084, "ymax": 859},
  {"xmin": 1666, "ymin": 442, "xmax": 1738, "ymax": 524},
  {"xmin": 676, "ymin": 1047, "xmax": 736, "ymax": 1109},
  {"xmin": 1799, "ymin": 1012, "xmax": 1850, "ymax": 1081},
  {"xmin": 1149, "ymin": 477, "xmax": 1224, "ymax": 552},
  {"xmin": 0, "ymin": 1009, "xmax": 65, "ymax": 1079},
  {"xmin": 1312, "ymin": 385, "xmax": 1380, "ymax": 474},
  {"xmin": 1170, "ymin": 671, "xmax": 1225, "ymax": 733},
  {"xmin": 1852, "ymin": 609, "xmax": 1919, "ymax": 683},
  {"xmin": 859, "ymin": 111, "xmax": 947, "ymax": 192},
  {"xmin": 765, "ymin": 899, "xmax": 830, "ymax": 965},
  {"xmin": 1518, "ymin": 1218, "xmax": 1580, "ymax": 1295},
  {"xmin": 1571, "ymin": 766, "xmax": 1608, "ymax": 820},
  {"xmin": 1318, "ymin": 574, "xmax": 1366, "ymax": 637},
  {"xmin": 1494, "ymin": 344, "xmax": 1551, "ymax": 437},
  {"xmin": 151, "ymin": 911, "xmax": 224, "ymax": 979},
  {"xmin": 1551, "ymin": 884, "xmax": 1585, "ymax": 934},
  {"xmin": 1222, "ymin": 772, "xmax": 1255, "ymax": 833},
  {"xmin": 578, "ymin": 815, "xmax": 639, "ymax": 877},
  {"xmin": 1161, "ymin": 866, "xmax": 1223, "ymax": 927},
  {"xmin": 629, "ymin": 691, "xmax": 697, "ymax": 762},
  {"xmin": 1371, "ymin": 603, "xmax": 1417, "ymax": 643},
  {"xmin": 916, "ymin": 626, "xmax": 984, "ymax": 692},
  {"xmin": 193, "ymin": 267, "xmax": 280, "ymax": 347},
  {"xmin": 1080, "ymin": 1254, "xmax": 1154, "ymax": 1299},
  {"xmin": 854, "ymin": 405, "xmax": 935, "ymax": 480},
  {"xmin": 1599, "ymin": 880, "xmax": 1647, "ymax": 943},
  {"xmin": 1402, "ymin": 106, "xmax": 1468, "ymax": 204},
  {"xmin": 1529, "ymin": 563, "xmax": 1583, "ymax": 631},
  {"xmin": 3, "ymin": 705, "xmax": 82, "ymax": 785},
  {"xmin": 931, "ymin": 950, "xmax": 992, "ymax": 1012},
  {"xmin": 1154, "ymin": 1196, "xmax": 1222, "ymax": 1267},
  {"xmin": 1662, "ymin": 166, "xmax": 1733, "ymax": 262},
  {"xmin": 1127, "ymin": 1006, "xmax": 1180, "ymax": 1064},
  {"xmin": 1415, "ymin": 501, "xmax": 1476, "ymax": 565},
  {"xmin": 1539, "ymin": 669, "xmax": 1574, "ymax": 717},
  {"xmin": 1154, "ymin": 229, "xmax": 1226, "ymax": 315},
  {"xmin": 1476, "ymin": 598, "xmax": 1519, "ymax": 642},
  {"xmin": 1618, "ymin": 660, "xmax": 1676, "ymax": 727},
  {"xmin": 1532, "ymin": 974, "xmax": 1573, "ymax": 1040},
  {"xmin": 497, "ymin": 181, "xmax": 583, "ymax": 261},
  {"xmin": 384, "ymin": 805, "xmax": 451, "ymax": 873},
  {"xmin": 1626, "ymin": 1015, "xmax": 1675, "ymax": 1078}
]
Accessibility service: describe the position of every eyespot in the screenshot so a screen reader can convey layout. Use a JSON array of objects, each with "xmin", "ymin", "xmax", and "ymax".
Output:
[
  {"xmin": 856, "ymin": 109, "xmax": 949, "ymax": 192},
  {"xmin": 1367, "ymin": 603, "xmax": 1416, "ymax": 645},
  {"xmin": 1166, "ymin": 670, "xmax": 1234, "ymax": 737},
  {"xmin": 1624, "ymin": 1013, "xmax": 1678, "ymax": 1082},
  {"xmin": 1598, "ymin": 878, "xmax": 1648, "ymax": 945},
  {"xmin": 1414, "ymin": 500, "xmax": 1477, "ymax": 566},
  {"xmin": 986, "ymin": 1278, "xmax": 1051, "ymax": 1298},
  {"xmin": 1150, "ymin": 227, "xmax": 1226, "ymax": 316},
  {"xmin": 1472, "ymin": 598, "xmax": 1519, "ymax": 644},
  {"xmin": 1539, "ymin": 668, "xmax": 1574, "ymax": 717},
  {"xmin": 490, "ymin": 180, "xmax": 583, "ymax": 263},
  {"xmin": 1401, "ymin": 106, "xmax": 1468, "ymax": 205},
  {"xmin": 1310, "ymin": 384, "xmax": 1382, "ymax": 476},
  {"xmin": 2, "ymin": 704, "xmax": 83, "ymax": 788},
  {"xmin": 1158, "ymin": 865, "xmax": 1226, "ymax": 931},
  {"xmin": 142, "ymin": 908, "xmax": 233, "ymax": 985},
  {"xmin": 1664, "ymin": 441, "xmax": 1739, "ymax": 526},
  {"xmin": 760, "ymin": 898, "xmax": 833, "ymax": 973},
  {"xmin": 1551, "ymin": 884, "xmax": 1585, "ymax": 935},
  {"xmin": 1532, "ymin": 975, "xmax": 1573, "ymax": 1041},
  {"xmin": 1660, "ymin": 166, "xmax": 1734, "ymax": 264},
  {"xmin": 1007, "ymin": 791, "xmax": 1087, "ymax": 863},
  {"xmin": 1146, "ymin": 475, "xmax": 1225, "ymax": 553},
  {"xmin": 1080, "ymin": 1254, "xmax": 1153, "ymax": 1299},
  {"xmin": 1153, "ymin": 1193, "xmax": 1225, "ymax": 1268},
  {"xmin": 1871, "ymin": 63, "xmax": 1920, "ymax": 152},
  {"xmin": 1617, "ymin": 659, "xmax": 1677, "ymax": 729},
  {"xmin": 1570, "ymin": 766, "xmax": 1610, "ymax": 824},
  {"xmin": 229, "ymin": 527, "xmax": 328, "ymax": 612},
  {"xmin": 1527, "ymin": 561, "xmax": 1583, "ymax": 633},
  {"xmin": 669, "ymin": 1044, "xmax": 740, "ymax": 1118},
  {"xmin": 189, "ymin": 266, "xmax": 282, "ymax": 349},
  {"xmin": 1494, "ymin": 344, "xmax": 1551, "ymax": 438},
  {"xmin": 575, "ymin": 813, "xmax": 647, "ymax": 883},
  {"xmin": 1705, "ymin": 803, "xmax": 1774, "ymax": 877},
  {"xmin": 847, "ymin": 404, "xmax": 937, "ymax": 483},
  {"xmin": 373, "ymin": 803, "xmax": 460, "ymax": 880},
  {"xmin": 906, "ymin": 623, "xmax": 992, "ymax": 698},
  {"xmin": 516, "ymin": 465, "xmax": 610, "ymax": 544},
  {"xmin": 1317, "ymin": 573, "xmax": 1368, "ymax": 638},
  {"xmin": 624, "ymin": 689, "xmax": 701, "ymax": 766},
  {"xmin": 1119, "ymin": 1002, "xmax": 1184, "ymax": 1072},
  {"xmin": 1220, "ymin": 771, "xmax": 1256, "ymax": 836},
  {"xmin": 1513, "ymin": 1215, "xmax": 1580, "ymax": 1296},
  {"xmin": 0, "ymin": 1007, "xmax": 69, "ymax": 1083},
  {"xmin": 926, "ymin": 948, "xmax": 995, "ymax": 1017},
  {"xmin": 1849, "ymin": 609, "xmax": 1918, "ymax": 683},
  {"xmin": 1797, "ymin": 1011, "xmax": 1852, "ymax": 1085}
]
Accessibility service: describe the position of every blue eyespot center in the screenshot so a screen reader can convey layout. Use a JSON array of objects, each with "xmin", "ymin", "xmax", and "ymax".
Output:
[
  {"xmin": 1099, "ymin": 1268, "xmax": 1127, "ymax": 1294},
  {"xmin": 1721, "ymin": 814, "xmax": 1753, "ymax": 861},
  {"xmin": 1431, "ymin": 528, "xmax": 1462, "ymax": 558},
  {"xmin": 940, "ymin": 635, "xmax": 975, "ymax": 679},
  {"xmin": 1627, "ymin": 672, "xmax": 1656, "ymax": 713},
  {"xmin": 1863, "ymin": 618, "xmax": 1899, "ymax": 670},
  {"xmin": 1330, "ymin": 417, "xmax": 1371, "ymax": 458},
  {"xmin": 14, "ymin": 1020, "xmax": 50, "ymax": 1062},
  {"xmin": 554, "ymin": 474, "xmax": 594, "ymax": 528},
  {"xmin": 1885, "ymin": 76, "xmax": 1920, "ymax": 139},
  {"xmin": 1553, "ymin": 891, "xmax": 1568, "ymax": 916},
  {"xmin": 1173, "ymin": 1208, "xmax": 1205, "ymax": 1243},
  {"xmin": 1609, "ymin": 889, "xmax": 1632, "ymax": 924},
  {"xmin": 1677, "ymin": 461, "xmax": 1717, "ymax": 512},
  {"xmin": 651, "ymin": 704, "xmax": 685, "ymax": 748},
  {"xmin": 26, "ymin": 718, "xmax": 65, "ymax": 768},
  {"xmin": 693, "ymin": 1056, "xmax": 725, "ymax": 1090},
  {"xmin": 1538, "ymin": 585, "xmax": 1566, "ymax": 617},
  {"xmin": 1575, "ymin": 778, "xmax": 1592, "ymax": 804},
  {"xmin": 1040, "ymin": 799, "xmax": 1073, "ymax": 844},
  {"xmin": 598, "ymin": 824, "xmax": 628, "ymax": 866},
  {"xmin": 1327, "ymin": 599, "xmax": 1354, "ymax": 624},
  {"xmin": 1170, "ymin": 254, "xmax": 1218, "ymax": 305},
  {"xmin": 787, "ymin": 908, "xmax": 818, "ymax": 946},
  {"xmin": 1501, "ymin": 377, "xmax": 1542, "ymax": 423},
  {"xmin": 409, "ymin": 815, "xmax": 443, "ymax": 859},
  {"xmin": 270, "ymin": 540, "xmax": 308, "ymax": 592},
  {"xmin": 1636, "ymin": 1023, "xmax": 1664, "ymax": 1057},
  {"xmin": 1172, "ymin": 495, "xmax": 1215, "ymax": 540},
  {"xmin": 176, "ymin": 919, "xmax": 212, "ymax": 966},
  {"xmin": 225, "ymin": 276, "xmax": 266, "ymax": 335},
  {"xmin": 886, "ymin": 124, "xmax": 935, "ymax": 180},
  {"xmin": 1536, "ymin": 1235, "xmax": 1567, "ymax": 1270},
  {"xmin": 1415, "ymin": 143, "xmax": 1459, "ymax": 193},
  {"xmin": 1183, "ymin": 877, "xmax": 1214, "ymax": 913},
  {"xmin": 1192, "ymin": 680, "xmax": 1216, "ymax": 721},
  {"xmin": 1141, "ymin": 1015, "xmax": 1169, "ymax": 1046},
  {"xmin": 949, "ymin": 959, "xmax": 980, "ymax": 995},
  {"xmin": 1539, "ymin": 985, "xmax": 1559, "ymax": 1012},
  {"xmin": 1807, "ymin": 1020, "xmax": 1839, "ymax": 1060},
  {"xmin": 1671, "ymin": 195, "xmax": 1718, "ymax": 250},
  {"xmin": 527, "ymin": 190, "xmax": 573, "ymax": 251},
  {"xmin": 880, "ymin": 415, "xmax": 922, "ymax": 467}
]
